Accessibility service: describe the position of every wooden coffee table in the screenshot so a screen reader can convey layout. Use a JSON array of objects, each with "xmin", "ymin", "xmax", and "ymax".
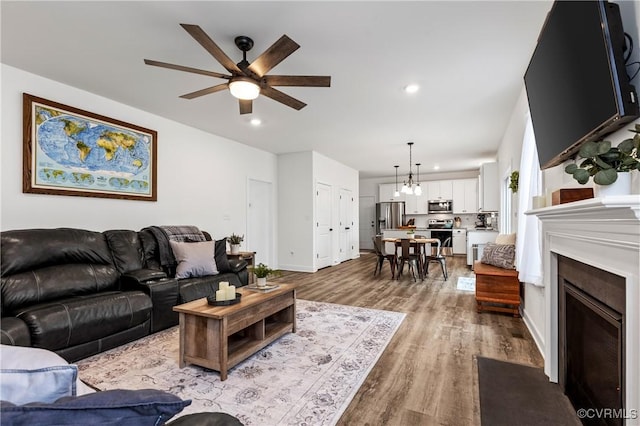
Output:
[{"xmin": 172, "ymin": 283, "xmax": 297, "ymax": 380}]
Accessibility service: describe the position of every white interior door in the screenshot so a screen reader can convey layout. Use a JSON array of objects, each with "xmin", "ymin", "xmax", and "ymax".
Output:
[
  {"xmin": 247, "ymin": 178, "xmax": 272, "ymax": 266},
  {"xmin": 338, "ymin": 188, "xmax": 353, "ymax": 262},
  {"xmin": 359, "ymin": 196, "xmax": 375, "ymax": 250},
  {"xmin": 315, "ymin": 182, "xmax": 332, "ymax": 269}
]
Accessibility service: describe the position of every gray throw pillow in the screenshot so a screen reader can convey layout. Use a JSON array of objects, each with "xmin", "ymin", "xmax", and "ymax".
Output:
[
  {"xmin": 481, "ymin": 243, "xmax": 516, "ymax": 269},
  {"xmin": 169, "ymin": 240, "xmax": 218, "ymax": 279}
]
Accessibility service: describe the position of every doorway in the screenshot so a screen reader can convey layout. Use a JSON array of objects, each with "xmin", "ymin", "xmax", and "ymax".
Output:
[
  {"xmin": 247, "ymin": 178, "xmax": 273, "ymax": 266},
  {"xmin": 359, "ymin": 195, "xmax": 375, "ymax": 250},
  {"xmin": 315, "ymin": 182, "xmax": 332, "ymax": 269}
]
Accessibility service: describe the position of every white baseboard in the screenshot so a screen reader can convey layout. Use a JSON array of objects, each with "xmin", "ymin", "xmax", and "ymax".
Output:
[{"xmin": 522, "ymin": 306, "xmax": 545, "ymax": 360}]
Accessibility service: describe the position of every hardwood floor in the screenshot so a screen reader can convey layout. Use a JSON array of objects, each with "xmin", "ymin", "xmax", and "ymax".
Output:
[{"xmin": 271, "ymin": 253, "xmax": 543, "ymax": 426}]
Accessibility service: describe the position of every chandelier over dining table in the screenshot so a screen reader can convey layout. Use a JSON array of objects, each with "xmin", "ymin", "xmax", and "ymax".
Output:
[{"xmin": 395, "ymin": 142, "xmax": 422, "ymax": 196}]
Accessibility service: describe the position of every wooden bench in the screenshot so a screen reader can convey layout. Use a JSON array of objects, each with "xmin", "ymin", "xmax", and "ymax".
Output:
[{"xmin": 474, "ymin": 260, "xmax": 520, "ymax": 317}]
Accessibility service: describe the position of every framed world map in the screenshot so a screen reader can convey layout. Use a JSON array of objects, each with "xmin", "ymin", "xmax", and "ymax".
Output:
[{"xmin": 23, "ymin": 93, "xmax": 157, "ymax": 201}]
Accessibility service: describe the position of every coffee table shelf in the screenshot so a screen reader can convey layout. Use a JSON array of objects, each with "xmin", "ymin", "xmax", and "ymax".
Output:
[{"xmin": 173, "ymin": 284, "xmax": 296, "ymax": 380}]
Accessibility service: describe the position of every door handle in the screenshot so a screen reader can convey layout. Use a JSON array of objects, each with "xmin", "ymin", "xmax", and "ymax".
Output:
[
  {"xmin": 345, "ymin": 227, "xmax": 350, "ymax": 230},
  {"xmin": 329, "ymin": 228, "xmax": 333, "ymax": 231}
]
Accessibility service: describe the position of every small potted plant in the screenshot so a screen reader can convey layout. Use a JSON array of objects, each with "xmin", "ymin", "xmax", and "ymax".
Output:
[
  {"xmin": 565, "ymin": 126, "xmax": 640, "ymax": 196},
  {"xmin": 509, "ymin": 170, "xmax": 519, "ymax": 193},
  {"xmin": 250, "ymin": 263, "xmax": 280, "ymax": 287},
  {"xmin": 228, "ymin": 233, "xmax": 244, "ymax": 254}
]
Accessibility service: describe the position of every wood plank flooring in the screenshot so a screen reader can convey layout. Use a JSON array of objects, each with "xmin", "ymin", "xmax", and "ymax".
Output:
[{"xmin": 270, "ymin": 253, "xmax": 543, "ymax": 426}]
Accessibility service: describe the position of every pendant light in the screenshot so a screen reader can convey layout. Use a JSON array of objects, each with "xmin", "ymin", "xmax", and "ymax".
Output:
[
  {"xmin": 401, "ymin": 142, "xmax": 417, "ymax": 195},
  {"xmin": 414, "ymin": 163, "xmax": 423, "ymax": 196},
  {"xmin": 394, "ymin": 165, "xmax": 400, "ymax": 197}
]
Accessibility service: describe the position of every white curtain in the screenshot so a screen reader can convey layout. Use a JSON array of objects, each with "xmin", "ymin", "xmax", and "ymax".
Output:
[{"xmin": 516, "ymin": 113, "xmax": 544, "ymax": 286}]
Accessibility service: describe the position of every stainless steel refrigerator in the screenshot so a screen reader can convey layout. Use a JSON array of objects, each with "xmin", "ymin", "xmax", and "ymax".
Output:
[{"xmin": 376, "ymin": 201, "xmax": 405, "ymax": 234}]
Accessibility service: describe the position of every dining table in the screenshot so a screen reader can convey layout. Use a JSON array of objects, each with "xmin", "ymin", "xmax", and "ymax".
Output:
[{"xmin": 382, "ymin": 237, "xmax": 441, "ymax": 280}]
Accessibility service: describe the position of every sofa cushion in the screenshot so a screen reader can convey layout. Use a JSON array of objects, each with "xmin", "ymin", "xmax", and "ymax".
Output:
[
  {"xmin": 481, "ymin": 243, "xmax": 516, "ymax": 270},
  {"xmin": 2, "ymin": 264, "xmax": 120, "ymax": 314},
  {"xmin": 1, "ymin": 228, "xmax": 114, "ymax": 277},
  {"xmin": 169, "ymin": 240, "xmax": 218, "ymax": 279},
  {"xmin": 17, "ymin": 291, "xmax": 152, "ymax": 350},
  {"xmin": 0, "ymin": 344, "xmax": 94, "ymax": 398},
  {"xmin": 1, "ymin": 366, "xmax": 77, "ymax": 405},
  {"xmin": 214, "ymin": 238, "xmax": 231, "ymax": 273},
  {"xmin": 104, "ymin": 229, "xmax": 145, "ymax": 273},
  {"xmin": 0, "ymin": 389, "xmax": 191, "ymax": 426}
]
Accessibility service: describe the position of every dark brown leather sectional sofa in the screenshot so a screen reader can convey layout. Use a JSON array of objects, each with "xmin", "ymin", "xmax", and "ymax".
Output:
[{"xmin": 0, "ymin": 227, "xmax": 248, "ymax": 362}]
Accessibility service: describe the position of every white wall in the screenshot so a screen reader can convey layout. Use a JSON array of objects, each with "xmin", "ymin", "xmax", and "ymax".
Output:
[
  {"xmin": 1, "ymin": 65, "xmax": 278, "ymax": 250},
  {"xmin": 277, "ymin": 151, "xmax": 359, "ymax": 272}
]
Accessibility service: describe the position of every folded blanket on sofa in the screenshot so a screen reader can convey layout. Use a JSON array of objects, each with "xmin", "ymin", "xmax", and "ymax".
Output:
[{"xmin": 142, "ymin": 226, "xmax": 206, "ymax": 271}]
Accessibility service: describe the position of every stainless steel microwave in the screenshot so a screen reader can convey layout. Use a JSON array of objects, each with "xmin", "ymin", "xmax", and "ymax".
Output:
[{"xmin": 428, "ymin": 200, "xmax": 453, "ymax": 214}]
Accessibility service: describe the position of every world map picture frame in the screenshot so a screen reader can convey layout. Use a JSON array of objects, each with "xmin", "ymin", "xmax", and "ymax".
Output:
[{"xmin": 23, "ymin": 93, "xmax": 158, "ymax": 201}]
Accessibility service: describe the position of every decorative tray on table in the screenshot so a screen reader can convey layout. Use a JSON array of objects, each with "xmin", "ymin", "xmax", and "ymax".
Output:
[
  {"xmin": 207, "ymin": 293, "xmax": 242, "ymax": 306},
  {"xmin": 246, "ymin": 284, "xmax": 280, "ymax": 293}
]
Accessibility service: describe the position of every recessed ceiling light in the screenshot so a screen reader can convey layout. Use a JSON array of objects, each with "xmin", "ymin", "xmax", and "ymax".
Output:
[
  {"xmin": 250, "ymin": 118, "xmax": 262, "ymax": 126},
  {"xmin": 404, "ymin": 84, "xmax": 419, "ymax": 94},
  {"xmin": 433, "ymin": 164, "xmax": 440, "ymax": 170}
]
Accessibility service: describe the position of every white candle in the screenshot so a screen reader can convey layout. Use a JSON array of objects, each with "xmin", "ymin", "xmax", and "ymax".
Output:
[
  {"xmin": 226, "ymin": 285, "xmax": 236, "ymax": 300},
  {"xmin": 219, "ymin": 281, "xmax": 229, "ymax": 290},
  {"xmin": 215, "ymin": 289, "xmax": 226, "ymax": 301}
]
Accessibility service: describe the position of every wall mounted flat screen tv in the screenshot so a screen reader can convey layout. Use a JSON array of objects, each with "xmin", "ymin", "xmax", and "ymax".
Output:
[{"xmin": 524, "ymin": 0, "xmax": 639, "ymax": 170}]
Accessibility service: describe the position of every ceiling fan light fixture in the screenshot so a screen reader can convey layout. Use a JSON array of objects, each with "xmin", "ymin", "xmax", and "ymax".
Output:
[{"xmin": 229, "ymin": 77, "xmax": 260, "ymax": 100}]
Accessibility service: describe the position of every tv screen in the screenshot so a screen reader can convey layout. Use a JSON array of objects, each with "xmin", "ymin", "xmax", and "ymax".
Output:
[{"xmin": 524, "ymin": 0, "xmax": 639, "ymax": 170}]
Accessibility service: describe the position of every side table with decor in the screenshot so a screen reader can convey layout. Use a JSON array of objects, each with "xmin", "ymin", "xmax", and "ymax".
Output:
[{"xmin": 227, "ymin": 251, "xmax": 255, "ymax": 284}]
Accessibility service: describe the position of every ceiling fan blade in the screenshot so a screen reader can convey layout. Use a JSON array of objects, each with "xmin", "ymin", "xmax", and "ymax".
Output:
[
  {"xmin": 260, "ymin": 86, "xmax": 307, "ymax": 110},
  {"xmin": 179, "ymin": 83, "xmax": 229, "ymax": 99},
  {"xmin": 263, "ymin": 75, "xmax": 331, "ymax": 87},
  {"xmin": 180, "ymin": 24, "xmax": 242, "ymax": 74},
  {"xmin": 144, "ymin": 59, "xmax": 230, "ymax": 79},
  {"xmin": 247, "ymin": 35, "xmax": 300, "ymax": 78},
  {"xmin": 239, "ymin": 99, "xmax": 253, "ymax": 115}
]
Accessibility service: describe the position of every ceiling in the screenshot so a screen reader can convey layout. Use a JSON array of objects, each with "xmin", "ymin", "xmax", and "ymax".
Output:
[{"xmin": 1, "ymin": 1, "xmax": 552, "ymax": 179}]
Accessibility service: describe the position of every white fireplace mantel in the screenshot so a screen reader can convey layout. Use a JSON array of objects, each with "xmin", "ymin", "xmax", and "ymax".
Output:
[{"xmin": 529, "ymin": 195, "xmax": 640, "ymax": 422}]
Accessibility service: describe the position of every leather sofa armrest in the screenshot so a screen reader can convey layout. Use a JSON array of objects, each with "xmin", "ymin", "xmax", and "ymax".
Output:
[
  {"xmin": 1, "ymin": 317, "xmax": 31, "ymax": 346},
  {"xmin": 122, "ymin": 277, "xmax": 179, "ymax": 333},
  {"xmin": 228, "ymin": 258, "xmax": 248, "ymax": 274},
  {"xmin": 121, "ymin": 268, "xmax": 167, "ymax": 284}
]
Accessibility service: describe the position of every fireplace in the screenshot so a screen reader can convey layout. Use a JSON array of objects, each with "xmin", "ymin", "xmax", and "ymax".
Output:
[
  {"xmin": 531, "ymin": 196, "xmax": 639, "ymax": 425},
  {"xmin": 558, "ymin": 255, "xmax": 625, "ymax": 425}
]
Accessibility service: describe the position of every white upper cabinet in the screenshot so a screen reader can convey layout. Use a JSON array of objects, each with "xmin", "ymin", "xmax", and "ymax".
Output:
[
  {"xmin": 426, "ymin": 180, "xmax": 453, "ymax": 200},
  {"xmin": 379, "ymin": 183, "xmax": 404, "ymax": 202},
  {"xmin": 452, "ymin": 178, "xmax": 478, "ymax": 214},
  {"xmin": 404, "ymin": 191, "xmax": 426, "ymax": 214}
]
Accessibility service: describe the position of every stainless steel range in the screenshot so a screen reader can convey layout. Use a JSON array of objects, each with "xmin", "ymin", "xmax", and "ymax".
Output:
[{"xmin": 427, "ymin": 219, "xmax": 453, "ymax": 229}]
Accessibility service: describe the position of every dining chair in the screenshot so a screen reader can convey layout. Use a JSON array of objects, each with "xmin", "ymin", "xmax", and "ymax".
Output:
[
  {"xmin": 396, "ymin": 238, "xmax": 420, "ymax": 281},
  {"xmin": 424, "ymin": 237, "xmax": 449, "ymax": 280},
  {"xmin": 372, "ymin": 235, "xmax": 396, "ymax": 278}
]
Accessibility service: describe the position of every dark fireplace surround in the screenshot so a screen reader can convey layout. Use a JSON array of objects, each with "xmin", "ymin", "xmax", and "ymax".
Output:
[{"xmin": 558, "ymin": 255, "xmax": 626, "ymax": 425}]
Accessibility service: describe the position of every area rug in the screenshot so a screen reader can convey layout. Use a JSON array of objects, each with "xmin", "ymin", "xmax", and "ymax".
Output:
[
  {"xmin": 477, "ymin": 356, "xmax": 580, "ymax": 426},
  {"xmin": 77, "ymin": 299, "xmax": 405, "ymax": 426},
  {"xmin": 457, "ymin": 276, "xmax": 476, "ymax": 292}
]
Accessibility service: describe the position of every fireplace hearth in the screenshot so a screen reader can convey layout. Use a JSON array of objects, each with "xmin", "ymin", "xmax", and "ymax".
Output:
[{"xmin": 559, "ymin": 256, "xmax": 625, "ymax": 425}]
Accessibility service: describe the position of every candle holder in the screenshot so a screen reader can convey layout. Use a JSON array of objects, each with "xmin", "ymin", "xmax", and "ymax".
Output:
[{"xmin": 207, "ymin": 293, "xmax": 242, "ymax": 306}]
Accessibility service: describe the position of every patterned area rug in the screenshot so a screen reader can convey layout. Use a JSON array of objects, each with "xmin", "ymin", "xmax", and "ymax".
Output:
[
  {"xmin": 77, "ymin": 299, "xmax": 405, "ymax": 426},
  {"xmin": 457, "ymin": 276, "xmax": 476, "ymax": 292}
]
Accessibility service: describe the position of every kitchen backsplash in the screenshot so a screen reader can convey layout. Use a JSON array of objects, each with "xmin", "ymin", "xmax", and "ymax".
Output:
[{"xmin": 405, "ymin": 213, "xmax": 496, "ymax": 230}]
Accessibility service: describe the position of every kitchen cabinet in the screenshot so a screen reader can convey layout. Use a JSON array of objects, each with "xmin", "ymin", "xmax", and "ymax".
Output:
[
  {"xmin": 452, "ymin": 179, "xmax": 478, "ymax": 214},
  {"xmin": 452, "ymin": 229, "xmax": 467, "ymax": 254},
  {"xmin": 426, "ymin": 180, "xmax": 453, "ymax": 201},
  {"xmin": 479, "ymin": 162, "xmax": 499, "ymax": 212},
  {"xmin": 404, "ymin": 192, "xmax": 427, "ymax": 214},
  {"xmin": 379, "ymin": 183, "xmax": 404, "ymax": 202}
]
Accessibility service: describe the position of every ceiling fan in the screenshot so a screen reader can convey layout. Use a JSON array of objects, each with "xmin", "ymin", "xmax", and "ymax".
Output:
[{"xmin": 144, "ymin": 24, "xmax": 331, "ymax": 115}]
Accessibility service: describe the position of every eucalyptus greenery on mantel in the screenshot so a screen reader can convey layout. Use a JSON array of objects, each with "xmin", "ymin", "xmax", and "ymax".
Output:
[{"xmin": 565, "ymin": 124, "xmax": 640, "ymax": 185}]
